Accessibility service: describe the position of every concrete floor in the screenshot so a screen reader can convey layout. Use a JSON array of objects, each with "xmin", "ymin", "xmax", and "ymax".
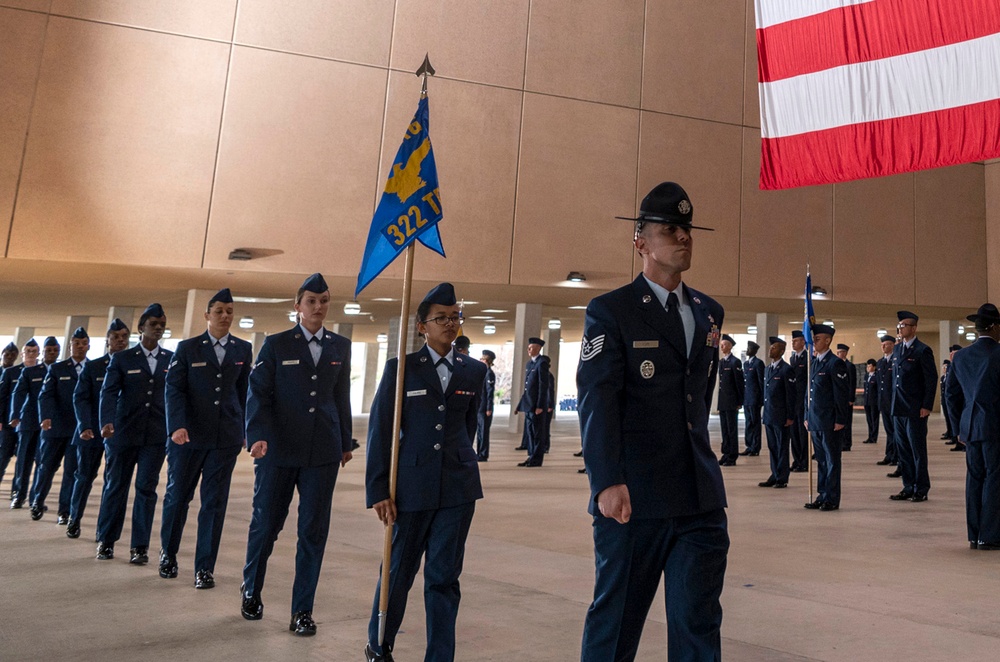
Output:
[{"xmin": 1, "ymin": 413, "xmax": 996, "ymax": 661}]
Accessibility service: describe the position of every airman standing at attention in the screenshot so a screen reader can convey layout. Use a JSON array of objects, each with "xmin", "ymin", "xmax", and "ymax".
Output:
[
  {"xmin": 741, "ymin": 341, "xmax": 764, "ymax": 457},
  {"xmin": 788, "ymin": 330, "xmax": 809, "ymax": 472},
  {"xmin": 804, "ymin": 325, "xmax": 851, "ymax": 511},
  {"xmin": 0, "ymin": 342, "xmax": 21, "ymax": 494},
  {"xmin": 476, "ymin": 349, "xmax": 496, "ymax": 462},
  {"xmin": 758, "ymin": 337, "xmax": 796, "ymax": 489},
  {"xmin": 10, "ymin": 337, "xmax": 57, "ymax": 509},
  {"xmin": 876, "ymin": 335, "xmax": 898, "ymax": 468},
  {"xmin": 717, "ymin": 334, "xmax": 744, "ymax": 466},
  {"xmin": 516, "ymin": 337, "xmax": 550, "ymax": 467},
  {"xmin": 834, "ymin": 344, "xmax": 857, "ymax": 451}
]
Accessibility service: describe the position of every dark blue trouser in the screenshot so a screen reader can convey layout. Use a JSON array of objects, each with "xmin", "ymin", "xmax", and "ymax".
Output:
[
  {"xmin": 765, "ymin": 423, "xmax": 790, "ymax": 483},
  {"xmin": 12, "ymin": 429, "xmax": 40, "ymax": 501},
  {"xmin": 581, "ymin": 509, "xmax": 729, "ymax": 662},
  {"xmin": 790, "ymin": 410, "xmax": 808, "ymax": 469},
  {"xmin": 367, "ymin": 502, "xmax": 476, "ymax": 661},
  {"xmin": 841, "ymin": 408, "xmax": 854, "ymax": 450},
  {"xmin": 95, "ymin": 443, "xmax": 166, "ymax": 547},
  {"xmin": 744, "ymin": 405, "xmax": 762, "ymax": 453},
  {"xmin": 476, "ymin": 412, "xmax": 492, "ymax": 460},
  {"xmin": 719, "ymin": 410, "xmax": 739, "ymax": 461},
  {"xmin": 965, "ymin": 441, "xmax": 1000, "ymax": 544},
  {"xmin": 865, "ymin": 404, "xmax": 880, "ymax": 442},
  {"xmin": 160, "ymin": 443, "xmax": 240, "ymax": 573},
  {"xmin": 813, "ymin": 430, "xmax": 841, "ymax": 506},
  {"xmin": 525, "ymin": 413, "xmax": 545, "ymax": 465},
  {"xmin": 881, "ymin": 409, "xmax": 896, "ymax": 462},
  {"xmin": 69, "ymin": 444, "xmax": 105, "ymax": 524},
  {"xmin": 31, "ymin": 435, "xmax": 77, "ymax": 514},
  {"xmin": 894, "ymin": 416, "xmax": 930, "ymax": 495},
  {"xmin": 0, "ymin": 428, "xmax": 18, "ymax": 492},
  {"xmin": 243, "ymin": 461, "xmax": 340, "ymax": 613}
]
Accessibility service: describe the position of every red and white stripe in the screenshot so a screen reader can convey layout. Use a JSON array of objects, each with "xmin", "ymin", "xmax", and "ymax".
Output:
[{"xmin": 756, "ymin": 0, "xmax": 1000, "ymax": 190}]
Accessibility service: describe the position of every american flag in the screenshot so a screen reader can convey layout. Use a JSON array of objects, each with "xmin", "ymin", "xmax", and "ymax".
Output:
[{"xmin": 755, "ymin": 0, "xmax": 1000, "ymax": 190}]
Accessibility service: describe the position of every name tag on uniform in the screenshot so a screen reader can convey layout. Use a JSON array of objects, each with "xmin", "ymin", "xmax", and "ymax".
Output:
[
  {"xmin": 127, "ymin": 369, "xmax": 141, "ymax": 374},
  {"xmin": 31, "ymin": 377, "xmax": 42, "ymax": 382},
  {"xmin": 96, "ymin": 377, "xmax": 104, "ymax": 382},
  {"xmin": 633, "ymin": 340, "xmax": 659, "ymax": 349},
  {"xmin": 59, "ymin": 376, "xmax": 71, "ymax": 380},
  {"xmin": 281, "ymin": 360, "xmax": 300, "ymax": 366},
  {"xmin": 192, "ymin": 362, "xmax": 207, "ymax": 367},
  {"xmin": 407, "ymin": 389, "xmax": 427, "ymax": 397}
]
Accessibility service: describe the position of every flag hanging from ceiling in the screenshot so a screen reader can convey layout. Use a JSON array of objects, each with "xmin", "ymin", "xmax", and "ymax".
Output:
[
  {"xmin": 356, "ymin": 96, "xmax": 445, "ymax": 297},
  {"xmin": 755, "ymin": 0, "xmax": 1000, "ymax": 190}
]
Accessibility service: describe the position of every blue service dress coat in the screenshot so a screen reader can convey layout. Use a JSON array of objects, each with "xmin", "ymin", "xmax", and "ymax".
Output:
[
  {"xmin": 890, "ymin": 337, "xmax": 937, "ymax": 496},
  {"xmin": 863, "ymin": 371, "xmax": 879, "ymax": 407},
  {"xmin": 0, "ymin": 364, "xmax": 23, "ymax": 482},
  {"xmin": 11, "ymin": 363, "xmax": 47, "ymax": 501},
  {"xmin": 744, "ymin": 356, "xmax": 764, "ymax": 408},
  {"xmin": 763, "ymin": 359, "xmax": 797, "ymax": 426},
  {"xmin": 577, "ymin": 275, "xmax": 728, "ymax": 662},
  {"xmin": 33, "ymin": 359, "xmax": 83, "ymax": 512},
  {"xmin": 100, "ymin": 346, "xmax": 173, "ymax": 448},
  {"xmin": 69, "ymin": 354, "xmax": 111, "ymax": 525},
  {"xmin": 717, "ymin": 354, "xmax": 744, "ymax": 411},
  {"xmin": 808, "ymin": 351, "xmax": 851, "ymax": 507}
]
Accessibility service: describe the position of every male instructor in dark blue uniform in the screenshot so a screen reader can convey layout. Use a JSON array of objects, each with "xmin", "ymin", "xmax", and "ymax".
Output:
[{"xmin": 578, "ymin": 181, "xmax": 729, "ymax": 661}]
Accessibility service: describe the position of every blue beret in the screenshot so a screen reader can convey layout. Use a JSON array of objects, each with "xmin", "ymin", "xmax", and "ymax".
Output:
[
  {"xmin": 528, "ymin": 337, "xmax": 545, "ymax": 346},
  {"xmin": 3, "ymin": 342, "xmax": 17, "ymax": 352},
  {"xmin": 836, "ymin": 343, "xmax": 849, "ymax": 351},
  {"xmin": 72, "ymin": 327, "xmax": 89, "ymax": 340},
  {"xmin": 769, "ymin": 336, "xmax": 785, "ymax": 345},
  {"xmin": 812, "ymin": 324, "xmax": 836, "ymax": 336},
  {"xmin": 108, "ymin": 318, "xmax": 129, "ymax": 333},
  {"xmin": 141, "ymin": 303, "xmax": 165, "ymax": 319},
  {"xmin": 43, "ymin": 336, "xmax": 59, "ymax": 347},
  {"xmin": 897, "ymin": 310, "xmax": 918, "ymax": 322},
  {"xmin": 301, "ymin": 273, "xmax": 329, "ymax": 293},
  {"xmin": 721, "ymin": 334, "xmax": 735, "ymax": 344},
  {"xmin": 791, "ymin": 330, "xmax": 803, "ymax": 339},
  {"xmin": 481, "ymin": 349, "xmax": 496, "ymax": 361},
  {"xmin": 422, "ymin": 282, "xmax": 456, "ymax": 306},
  {"xmin": 25, "ymin": 338, "xmax": 38, "ymax": 348},
  {"xmin": 209, "ymin": 288, "xmax": 233, "ymax": 306},
  {"xmin": 453, "ymin": 336, "xmax": 471, "ymax": 349},
  {"xmin": 880, "ymin": 335, "xmax": 895, "ymax": 343}
]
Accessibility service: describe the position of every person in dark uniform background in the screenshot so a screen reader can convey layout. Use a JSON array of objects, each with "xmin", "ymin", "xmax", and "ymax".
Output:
[
  {"xmin": 97, "ymin": 303, "xmax": 172, "ymax": 563},
  {"xmin": 717, "ymin": 334, "xmax": 744, "ymax": 466},
  {"xmin": 364, "ymin": 282, "xmax": 487, "ymax": 662},
  {"xmin": 476, "ymin": 349, "xmax": 496, "ymax": 462},
  {"xmin": 741, "ymin": 340, "xmax": 764, "ymax": 457},
  {"xmin": 834, "ymin": 344, "xmax": 857, "ymax": 451},
  {"xmin": 241, "ymin": 273, "xmax": 352, "ymax": 637},
  {"xmin": 804, "ymin": 325, "xmax": 851, "ymax": 511},
  {"xmin": 452, "ymin": 334, "xmax": 470, "ymax": 356},
  {"xmin": 161, "ymin": 288, "xmax": 252, "ymax": 589},
  {"xmin": 889, "ymin": 311, "xmax": 937, "ymax": 503},
  {"xmin": 67, "ymin": 318, "xmax": 130, "ymax": 539},
  {"xmin": 863, "ymin": 359, "xmax": 879, "ymax": 444},
  {"xmin": 875, "ymin": 335, "xmax": 898, "ymax": 467},
  {"xmin": 0, "ymin": 342, "xmax": 21, "ymax": 494},
  {"xmin": 789, "ymin": 330, "xmax": 809, "ymax": 472},
  {"xmin": 31, "ymin": 327, "xmax": 89, "ymax": 522},
  {"xmin": 516, "ymin": 337, "xmax": 550, "ymax": 467},
  {"xmin": 942, "ymin": 345, "xmax": 962, "ymax": 443},
  {"xmin": 944, "ymin": 304, "xmax": 1000, "ymax": 550},
  {"xmin": 10, "ymin": 337, "xmax": 56, "ymax": 509},
  {"xmin": 578, "ymin": 181, "xmax": 729, "ymax": 662},
  {"xmin": 759, "ymin": 337, "xmax": 795, "ymax": 489}
]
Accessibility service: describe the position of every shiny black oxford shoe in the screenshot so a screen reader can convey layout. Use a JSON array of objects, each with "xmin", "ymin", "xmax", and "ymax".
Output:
[
  {"xmin": 96, "ymin": 542, "xmax": 114, "ymax": 560},
  {"xmin": 240, "ymin": 583, "xmax": 263, "ymax": 620},
  {"xmin": 194, "ymin": 570, "xmax": 214, "ymax": 589},
  {"xmin": 66, "ymin": 519, "xmax": 81, "ymax": 539},
  {"xmin": 29, "ymin": 503, "xmax": 44, "ymax": 521},
  {"xmin": 129, "ymin": 546, "xmax": 149, "ymax": 565},
  {"xmin": 289, "ymin": 610, "xmax": 316, "ymax": 636},
  {"xmin": 158, "ymin": 551, "xmax": 178, "ymax": 578},
  {"xmin": 819, "ymin": 502, "xmax": 839, "ymax": 511},
  {"xmin": 56, "ymin": 513, "xmax": 69, "ymax": 525},
  {"xmin": 889, "ymin": 490, "xmax": 914, "ymax": 501},
  {"xmin": 803, "ymin": 500, "xmax": 823, "ymax": 510},
  {"xmin": 364, "ymin": 643, "xmax": 396, "ymax": 662}
]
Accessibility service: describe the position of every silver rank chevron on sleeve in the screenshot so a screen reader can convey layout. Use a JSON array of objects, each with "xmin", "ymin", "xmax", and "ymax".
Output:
[{"xmin": 580, "ymin": 335, "xmax": 605, "ymax": 361}]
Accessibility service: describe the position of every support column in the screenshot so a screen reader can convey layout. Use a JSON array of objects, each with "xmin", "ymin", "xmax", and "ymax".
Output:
[
  {"xmin": 107, "ymin": 307, "xmax": 135, "ymax": 331},
  {"xmin": 182, "ymin": 289, "xmax": 214, "ymax": 340},
  {"xmin": 543, "ymin": 327, "xmax": 561, "ymax": 413},
  {"xmin": 387, "ymin": 316, "xmax": 419, "ymax": 361},
  {"xmin": 507, "ymin": 303, "xmax": 542, "ymax": 433},
  {"xmin": 250, "ymin": 332, "xmax": 266, "ymax": 359},
  {"xmin": 333, "ymin": 323, "xmax": 353, "ymax": 339},
  {"xmin": 362, "ymin": 342, "xmax": 380, "ymax": 413},
  {"xmin": 940, "ymin": 319, "xmax": 961, "ymax": 365},
  {"xmin": 986, "ymin": 162, "xmax": 1000, "ymax": 301},
  {"xmin": 62, "ymin": 315, "xmax": 90, "ymax": 359},
  {"xmin": 756, "ymin": 312, "xmax": 780, "ymax": 363},
  {"xmin": 14, "ymin": 327, "xmax": 35, "ymax": 349}
]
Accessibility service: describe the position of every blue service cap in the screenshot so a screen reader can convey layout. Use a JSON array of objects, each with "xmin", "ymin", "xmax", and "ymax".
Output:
[
  {"xmin": 72, "ymin": 327, "xmax": 89, "ymax": 340},
  {"xmin": 141, "ymin": 303, "xmax": 165, "ymax": 319},
  {"xmin": 880, "ymin": 335, "xmax": 895, "ymax": 343},
  {"xmin": 949, "ymin": 344, "xmax": 963, "ymax": 352},
  {"xmin": 481, "ymin": 349, "xmax": 496, "ymax": 361},
  {"xmin": 866, "ymin": 359, "xmax": 878, "ymax": 366},
  {"xmin": 836, "ymin": 343, "xmax": 849, "ymax": 351},
  {"xmin": 721, "ymin": 334, "xmax": 735, "ymax": 344},
  {"xmin": 108, "ymin": 318, "xmax": 129, "ymax": 333},
  {"xmin": 301, "ymin": 273, "xmax": 329, "ymax": 293},
  {"xmin": 209, "ymin": 288, "xmax": 233, "ymax": 306},
  {"xmin": 943, "ymin": 359, "xmax": 951, "ymax": 365},
  {"xmin": 528, "ymin": 336, "xmax": 545, "ymax": 347},
  {"xmin": 422, "ymin": 282, "xmax": 456, "ymax": 306},
  {"xmin": 25, "ymin": 338, "xmax": 38, "ymax": 348},
  {"xmin": 896, "ymin": 310, "xmax": 918, "ymax": 322},
  {"xmin": 791, "ymin": 330, "xmax": 803, "ymax": 339},
  {"xmin": 3, "ymin": 342, "xmax": 17, "ymax": 352},
  {"xmin": 812, "ymin": 324, "xmax": 836, "ymax": 336},
  {"xmin": 747, "ymin": 340, "xmax": 759, "ymax": 351},
  {"xmin": 769, "ymin": 336, "xmax": 785, "ymax": 345},
  {"xmin": 453, "ymin": 335, "xmax": 471, "ymax": 349},
  {"xmin": 43, "ymin": 336, "xmax": 59, "ymax": 347}
]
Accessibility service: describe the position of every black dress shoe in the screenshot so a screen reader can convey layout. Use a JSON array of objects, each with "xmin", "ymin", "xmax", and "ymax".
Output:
[
  {"xmin": 29, "ymin": 503, "xmax": 44, "ymax": 521},
  {"xmin": 971, "ymin": 541, "xmax": 980, "ymax": 549},
  {"xmin": 909, "ymin": 493, "xmax": 928, "ymax": 502},
  {"xmin": 195, "ymin": 570, "xmax": 215, "ymax": 589},
  {"xmin": 842, "ymin": 447, "xmax": 852, "ymax": 452},
  {"xmin": 819, "ymin": 502, "xmax": 839, "ymax": 511},
  {"xmin": 240, "ymin": 584, "xmax": 263, "ymax": 620},
  {"xmin": 941, "ymin": 433, "xmax": 952, "ymax": 440},
  {"xmin": 876, "ymin": 459, "xmax": 892, "ymax": 465},
  {"xmin": 886, "ymin": 470, "xmax": 902, "ymax": 478},
  {"xmin": 774, "ymin": 482, "xmax": 788, "ymax": 488},
  {"xmin": 159, "ymin": 552, "xmax": 178, "ymax": 579},
  {"xmin": 791, "ymin": 466, "xmax": 807, "ymax": 473},
  {"xmin": 573, "ymin": 450, "xmax": 583, "ymax": 457},
  {"xmin": 57, "ymin": 513, "xmax": 69, "ymax": 525},
  {"xmin": 517, "ymin": 461, "xmax": 540, "ymax": 467},
  {"xmin": 129, "ymin": 546, "xmax": 149, "ymax": 565},
  {"xmin": 577, "ymin": 467, "xmax": 587, "ymax": 473},
  {"xmin": 9, "ymin": 498, "xmax": 23, "ymax": 510},
  {"xmin": 951, "ymin": 444, "xmax": 966, "ymax": 452},
  {"xmin": 889, "ymin": 491, "xmax": 914, "ymax": 501},
  {"xmin": 365, "ymin": 643, "xmax": 395, "ymax": 662},
  {"xmin": 804, "ymin": 501, "xmax": 822, "ymax": 509},
  {"xmin": 863, "ymin": 439, "xmax": 876, "ymax": 444},
  {"xmin": 758, "ymin": 478, "xmax": 776, "ymax": 487},
  {"xmin": 944, "ymin": 439, "xmax": 957, "ymax": 445},
  {"xmin": 739, "ymin": 450, "xmax": 752, "ymax": 456},
  {"xmin": 978, "ymin": 542, "xmax": 1000, "ymax": 550},
  {"xmin": 96, "ymin": 542, "xmax": 114, "ymax": 560},
  {"xmin": 66, "ymin": 519, "xmax": 81, "ymax": 539},
  {"xmin": 749, "ymin": 451, "xmax": 760, "ymax": 456},
  {"xmin": 289, "ymin": 611, "xmax": 316, "ymax": 636},
  {"xmin": 514, "ymin": 445, "xmax": 527, "ymax": 451}
]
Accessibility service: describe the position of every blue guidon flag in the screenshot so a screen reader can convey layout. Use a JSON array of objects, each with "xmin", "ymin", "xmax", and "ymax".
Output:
[
  {"xmin": 356, "ymin": 96, "xmax": 445, "ymax": 297},
  {"xmin": 804, "ymin": 270, "xmax": 815, "ymax": 349}
]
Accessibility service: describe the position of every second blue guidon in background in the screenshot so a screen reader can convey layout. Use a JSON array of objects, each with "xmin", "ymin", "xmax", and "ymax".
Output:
[{"xmin": 356, "ymin": 96, "xmax": 446, "ymax": 297}]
